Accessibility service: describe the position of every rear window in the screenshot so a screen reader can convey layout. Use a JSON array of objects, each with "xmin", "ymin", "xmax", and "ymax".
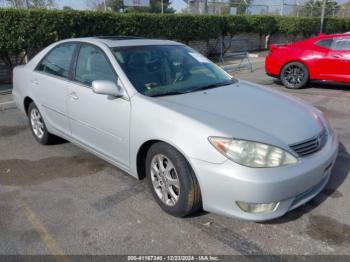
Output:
[{"xmin": 36, "ymin": 43, "xmax": 76, "ymax": 78}]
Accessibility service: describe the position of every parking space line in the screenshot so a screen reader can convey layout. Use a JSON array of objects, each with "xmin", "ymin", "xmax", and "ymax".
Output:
[{"xmin": 18, "ymin": 199, "xmax": 69, "ymax": 262}]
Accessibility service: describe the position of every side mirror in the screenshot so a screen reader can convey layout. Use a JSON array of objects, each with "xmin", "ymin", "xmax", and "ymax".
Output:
[{"xmin": 92, "ymin": 80, "xmax": 124, "ymax": 98}]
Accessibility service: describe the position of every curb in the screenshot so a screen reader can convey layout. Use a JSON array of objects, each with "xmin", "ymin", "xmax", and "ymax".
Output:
[{"xmin": 0, "ymin": 101, "xmax": 16, "ymax": 111}]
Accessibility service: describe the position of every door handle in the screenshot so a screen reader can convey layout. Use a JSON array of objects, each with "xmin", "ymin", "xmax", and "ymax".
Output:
[{"xmin": 69, "ymin": 92, "xmax": 79, "ymax": 100}]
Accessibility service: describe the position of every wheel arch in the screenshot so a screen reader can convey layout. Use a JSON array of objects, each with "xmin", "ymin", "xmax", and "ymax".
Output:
[
  {"xmin": 135, "ymin": 139, "xmax": 197, "ymax": 181},
  {"xmin": 23, "ymin": 96, "xmax": 34, "ymax": 115}
]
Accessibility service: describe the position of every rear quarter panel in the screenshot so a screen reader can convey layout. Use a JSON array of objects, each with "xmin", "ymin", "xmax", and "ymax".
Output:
[
  {"xmin": 13, "ymin": 65, "xmax": 33, "ymax": 114},
  {"xmin": 266, "ymin": 40, "xmax": 328, "ymax": 80}
]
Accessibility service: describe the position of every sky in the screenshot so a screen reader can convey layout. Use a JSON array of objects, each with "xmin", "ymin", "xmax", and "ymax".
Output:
[{"xmin": 57, "ymin": 0, "xmax": 350, "ymax": 12}]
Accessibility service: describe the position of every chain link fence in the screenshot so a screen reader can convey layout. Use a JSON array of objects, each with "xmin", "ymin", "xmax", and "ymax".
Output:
[
  {"xmin": 189, "ymin": 1, "xmax": 350, "ymax": 18},
  {"xmin": 246, "ymin": 3, "xmax": 350, "ymax": 18}
]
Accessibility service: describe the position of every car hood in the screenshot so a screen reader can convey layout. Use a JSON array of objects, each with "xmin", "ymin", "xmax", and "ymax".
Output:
[{"xmin": 158, "ymin": 80, "xmax": 323, "ymax": 145}]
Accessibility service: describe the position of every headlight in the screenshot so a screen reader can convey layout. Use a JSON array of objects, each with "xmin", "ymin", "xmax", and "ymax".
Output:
[{"xmin": 209, "ymin": 137, "xmax": 298, "ymax": 168}]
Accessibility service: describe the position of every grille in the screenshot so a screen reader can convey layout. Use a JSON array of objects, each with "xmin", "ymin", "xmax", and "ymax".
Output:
[{"xmin": 290, "ymin": 129, "xmax": 327, "ymax": 157}]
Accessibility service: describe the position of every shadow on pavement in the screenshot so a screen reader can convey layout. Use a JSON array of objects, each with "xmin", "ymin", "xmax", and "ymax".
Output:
[{"xmin": 273, "ymin": 78, "xmax": 350, "ymax": 91}]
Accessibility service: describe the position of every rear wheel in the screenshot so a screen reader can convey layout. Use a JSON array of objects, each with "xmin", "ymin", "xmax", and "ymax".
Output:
[
  {"xmin": 28, "ymin": 102, "xmax": 56, "ymax": 145},
  {"xmin": 146, "ymin": 142, "xmax": 202, "ymax": 217},
  {"xmin": 280, "ymin": 62, "xmax": 309, "ymax": 89}
]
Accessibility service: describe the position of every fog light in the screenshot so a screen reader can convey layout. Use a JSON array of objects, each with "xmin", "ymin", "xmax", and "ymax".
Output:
[{"xmin": 236, "ymin": 201, "xmax": 279, "ymax": 213}]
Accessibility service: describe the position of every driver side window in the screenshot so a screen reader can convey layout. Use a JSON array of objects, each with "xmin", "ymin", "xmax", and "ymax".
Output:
[{"xmin": 75, "ymin": 44, "xmax": 117, "ymax": 86}]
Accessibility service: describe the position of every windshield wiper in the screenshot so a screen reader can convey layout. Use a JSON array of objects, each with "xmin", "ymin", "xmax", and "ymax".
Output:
[
  {"xmin": 188, "ymin": 80, "xmax": 236, "ymax": 93},
  {"xmin": 149, "ymin": 91, "xmax": 188, "ymax": 97},
  {"xmin": 148, "ymin": 79, "xmax": 237, "ymax": 97}
]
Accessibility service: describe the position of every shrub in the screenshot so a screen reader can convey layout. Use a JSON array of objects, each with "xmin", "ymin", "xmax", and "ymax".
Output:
[{"xmin": 1, "ymin": 9, "xmax": 350, "ymax": 68}]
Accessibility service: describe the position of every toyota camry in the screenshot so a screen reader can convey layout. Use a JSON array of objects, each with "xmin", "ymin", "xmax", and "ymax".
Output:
[{"xmin": 13, "ymin": 37, "xmax": 338, "ymax": 221}]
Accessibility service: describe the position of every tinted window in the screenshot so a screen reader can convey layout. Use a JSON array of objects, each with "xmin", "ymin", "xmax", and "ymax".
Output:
[
  {"xmin": 75, "ymin": 44, "xmax": 117, "ymax": 86},
  {"xmin": 37, "ymin": 43, "xmax": 76, "ymax": 78},
  {"xmin": 112, "ymin": 45, "xmax": 234, "ymax": 97},
  {"xmin": 316, "ymin": 38, "xmax": 333, "ymax": 48},
  {"xmin": 331, "ymin": 37, "xmax": 350, "ymax": 50}
]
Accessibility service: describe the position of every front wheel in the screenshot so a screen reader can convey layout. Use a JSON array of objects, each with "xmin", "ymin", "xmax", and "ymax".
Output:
[
  {"xmin": 280, "ymin": 62, "xmax": 309, "ymax": 89},
  {"xmin": 146, "ymin": 142, "xmax": 202, "ymax": 217}
]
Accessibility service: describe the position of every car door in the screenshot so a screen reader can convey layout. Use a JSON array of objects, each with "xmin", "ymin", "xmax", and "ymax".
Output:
[
  {"xmin": 34, "ymin": 42, "xmax": 77, "ymax": 135},
  {"xmin": 324, "ymin": 37, "xmax": 350, "ymax": 82},
  {"xmin": 68, "ymin": 43, "xmax": 131, "ymax": 168}
]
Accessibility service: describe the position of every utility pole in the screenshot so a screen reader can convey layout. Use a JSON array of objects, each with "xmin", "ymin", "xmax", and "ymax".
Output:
[
  {"xmin": 161, "ymin": 0, "xmax": 164, "ymax": 14},
  {"xmin": 280, "ymin": 0, "xmax": 285, "ymax": 16},
  {"xmin": 320, "ymin": 0, "xmax": 326, "ymax": 33},
  {"xmin": 295, "ymin": 0, "xmax": 300, "ymax": 17},
  {"xmin": 103, "ymin": 0, "xmax": 107, "ymax": 11}
]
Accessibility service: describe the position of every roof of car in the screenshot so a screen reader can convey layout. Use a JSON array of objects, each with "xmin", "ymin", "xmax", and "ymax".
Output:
[
  {"xmin": 317, "ymin": 33, "xmax": 350, "ymax": 39},
  {"xmin": 64, "ymin": 36, "xmax": 182, "ymax": 48}
]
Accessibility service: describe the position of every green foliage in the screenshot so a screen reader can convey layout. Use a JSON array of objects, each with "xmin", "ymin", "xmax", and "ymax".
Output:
[
  {"xmin": 1, "ymin": 9, "xmax": 350, "ymax": 69},
  {"xmin": 299, "ymin": 0, "xmax": 339, "ymax": 17},
  {"xmin": 276, "ymin": 16, "xmax": 320, "ymax": 36},
  {"xmin": 223, "ymin": 15, "xmax": 249, "ymax": 35},
  {"xmin": 246, "ymin": 15, "xmax": 278, "ymax": 36}
]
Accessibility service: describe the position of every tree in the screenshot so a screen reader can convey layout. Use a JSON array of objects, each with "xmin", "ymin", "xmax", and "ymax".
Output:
[
  {"xmin": 29, "ymin": 0, "xmax": 55, "ymax": 8},
  {"xmin": 229, "ymin": 0, "xmax": 251, "ymax": 15},
  {"xmin": 0, "ymin": 0, "xmax": 56, "ymax": 8},
  {"xmin": 63, "ymin": 5, "xmax": 73, "ymax": 10},
  {"xmin": 337, "ymin": 1, "xmax": 350, "ymax": 17},
  {"xmin": 126, "ymin": 0, "xmax": 175, "ymax": 13},
  {"xmin": 299, "ymin": 0, "xmax": 340, "ymax": 17},
  {"xmin": 0, "ymin": 0, "xmax": 24, "ymax": 7},
  {"xmin": 87, "ymin": 0, "xmax": 175, "ymax": 13}
]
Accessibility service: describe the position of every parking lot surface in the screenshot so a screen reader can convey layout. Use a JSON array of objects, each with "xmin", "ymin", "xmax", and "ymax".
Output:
[{"xmin": 0, "ymin": 60, "xmax": 349, "ymax": 256}]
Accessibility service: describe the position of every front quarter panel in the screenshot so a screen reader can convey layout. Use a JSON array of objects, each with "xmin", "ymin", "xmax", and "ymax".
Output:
[{"xmin": 129, "ymin": 94, "xmax": 228, "ymax": 176}]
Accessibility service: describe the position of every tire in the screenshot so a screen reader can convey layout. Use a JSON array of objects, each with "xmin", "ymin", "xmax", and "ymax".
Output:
[
  {"xmin": 146, "ymin": 142, "xmax": 202, "ymax": 217},
  {"xmin": 28, "ymin": 102, "xmax": 56, "ymax": 145},
  {"xmin": 280, "ymin": 62, "xmax": 309, "ymax": 89}
]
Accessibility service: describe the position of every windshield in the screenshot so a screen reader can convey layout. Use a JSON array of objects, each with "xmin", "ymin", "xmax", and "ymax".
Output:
[{"xmin": 112, "ymin": 45, "xmax": 236, "ymax": 97}]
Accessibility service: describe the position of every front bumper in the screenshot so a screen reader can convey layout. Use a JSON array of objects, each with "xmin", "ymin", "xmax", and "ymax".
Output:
[{"xmin": 190, "ymin": 131, "xmax": 339, "ymax": 221}]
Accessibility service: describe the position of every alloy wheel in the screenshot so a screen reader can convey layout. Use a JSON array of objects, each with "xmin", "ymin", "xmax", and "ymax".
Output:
[
  {"xmin": 150, "ymin": 154, "xmax": 180, "ymax": 207},
  {"xmin": 30, "ymin": 108, "xmax": 45, "ymax": 139},
  {"xmin": 282, "ymin": 64, "xmax": 305, "ymax": 87}
]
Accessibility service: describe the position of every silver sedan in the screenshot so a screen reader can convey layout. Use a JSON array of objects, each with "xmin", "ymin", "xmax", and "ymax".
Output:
[{"xmin": 12, "ymin": 37, "xmax": 338, "ymax": 221}]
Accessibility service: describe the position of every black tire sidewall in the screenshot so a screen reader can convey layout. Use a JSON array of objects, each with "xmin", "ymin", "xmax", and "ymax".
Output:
[
  {"xmin": 28, "ymin": 103, "xmax": 51, "ymax": 145},
  {"xmin": 145, "ymin": 142, "xmax": 199, "ymax": 217},
  {"xmin": 281, "ymin": 62, "xmax": 309, "ymax": 89}
]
